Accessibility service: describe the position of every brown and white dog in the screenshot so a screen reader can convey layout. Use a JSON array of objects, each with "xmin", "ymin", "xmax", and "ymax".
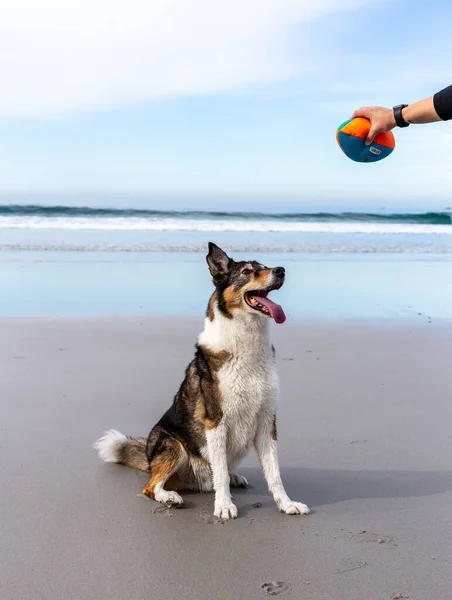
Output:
[{"xmin": 94, "ymin": 243, "xmax": 310, "ymax": 520}]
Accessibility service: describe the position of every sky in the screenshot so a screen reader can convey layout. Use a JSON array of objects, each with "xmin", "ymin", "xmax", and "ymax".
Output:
[{"xmin": 0, "ymin": 0, "xmax": 451, "ymax": 209}]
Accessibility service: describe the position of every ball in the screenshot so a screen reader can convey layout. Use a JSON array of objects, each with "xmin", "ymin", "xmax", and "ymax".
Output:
[{"xmin": 336, "ymin": 117, "xmax": 395, "ymax": 163}]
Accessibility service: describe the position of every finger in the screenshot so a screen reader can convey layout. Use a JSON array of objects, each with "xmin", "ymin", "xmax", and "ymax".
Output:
[{"xmin": 352, "ymin": 107, "xmax": 370, "ymax": 118}]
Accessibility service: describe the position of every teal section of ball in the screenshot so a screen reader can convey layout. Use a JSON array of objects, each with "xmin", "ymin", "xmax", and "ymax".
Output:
[{"xmin": 337, "ymin": 131, "xmax": 394, "ymax": 163}]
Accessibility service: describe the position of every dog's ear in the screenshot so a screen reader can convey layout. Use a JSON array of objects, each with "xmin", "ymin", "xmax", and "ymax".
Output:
[{"xmin": 206, "ymin": 243, "xmax": 231, "ymax": 280}]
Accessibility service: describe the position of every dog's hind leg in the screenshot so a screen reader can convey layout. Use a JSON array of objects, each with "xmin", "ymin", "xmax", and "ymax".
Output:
[
  {"xmin": 141, "ymin": 437, "xmax": 187, "ymax": 508},
  {"xmin": 229, "ymin": 473, "xmax": 248, "ymax": 488}
]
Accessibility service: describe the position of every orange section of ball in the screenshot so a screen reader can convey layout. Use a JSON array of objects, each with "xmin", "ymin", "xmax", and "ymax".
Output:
[{"xmin": 340, "ymin": 117, "xmax": 395, "ymax": 149}]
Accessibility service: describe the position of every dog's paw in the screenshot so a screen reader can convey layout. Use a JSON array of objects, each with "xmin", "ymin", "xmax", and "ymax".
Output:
[
  {"xmin": 230, "ymin": 473, "xmax": 248, "ymax": 488},
  {"xmin": 214, "ymin": 502, "xmax": 238, "ymax": 520},
  {"xmin": 156, "ymin": 490, "xmax": 184, "ymax": 508},
  {"xmin": 165, "ymin": 492, "xmax": 184, "ymax": 508},
  {"xmin": 278, "ymin": 500, "xmax": 310, "ymax": 515}
]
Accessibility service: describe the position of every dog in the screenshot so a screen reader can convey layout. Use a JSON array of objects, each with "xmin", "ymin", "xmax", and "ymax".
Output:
[{"xmin": 94, "ymin": 243, "xmax": 310, "ymax": 520}]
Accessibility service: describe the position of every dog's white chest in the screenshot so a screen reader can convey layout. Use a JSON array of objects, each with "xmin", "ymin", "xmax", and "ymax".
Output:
[
  {"xmin": 218, "ymin": 350, "xmax": 279, "ymax": 465},
  {"xmin": 198, "ymin": 311, "xmax": 279, "ymax": 467}
]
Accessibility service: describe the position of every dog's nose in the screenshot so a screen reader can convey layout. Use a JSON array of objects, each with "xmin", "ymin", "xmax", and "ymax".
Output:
[{"xmin": 273, "ymin": 266, "xmax": 285, "ymax": 278}]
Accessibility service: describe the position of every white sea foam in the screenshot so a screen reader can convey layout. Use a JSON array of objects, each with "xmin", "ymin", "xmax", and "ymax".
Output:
[{"xmin": 1, "ymin": 216, "xmax": 452, "ymax": 235}]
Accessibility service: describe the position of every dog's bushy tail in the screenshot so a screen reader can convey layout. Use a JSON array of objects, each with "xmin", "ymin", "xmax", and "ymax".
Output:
[{"xmin": 93, "ymin": 429, "xmax": 149, "ymax": 472}]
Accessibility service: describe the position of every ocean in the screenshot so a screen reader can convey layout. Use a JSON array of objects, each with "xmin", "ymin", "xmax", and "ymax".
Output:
[
  {"xmin": 1, "ymin": 204, "xmax": 452, "ymax": 253},
  {"xmin": 1, "ymin": 203, "xmax": 452, "ymax": 319}
]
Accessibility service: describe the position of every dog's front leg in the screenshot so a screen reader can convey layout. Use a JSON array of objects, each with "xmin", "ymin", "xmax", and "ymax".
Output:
[
  {"xmin": 254, "ymin": 411, "xmax": 310, "ymax": 515},
  {"xmin": 206, "ymin": 422, "xmax": 238, "ymax": 519}
]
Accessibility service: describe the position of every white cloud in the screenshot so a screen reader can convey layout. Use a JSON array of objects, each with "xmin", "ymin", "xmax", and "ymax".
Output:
[{"xmin": 0, "ymin": 0, "xmax": 385, "ymax": 118}]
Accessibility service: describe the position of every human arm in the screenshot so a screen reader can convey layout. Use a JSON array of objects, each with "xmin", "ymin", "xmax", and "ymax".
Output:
[{"xmin": 352, "ymin": 85, "xmax": 452, "ymax": 145}]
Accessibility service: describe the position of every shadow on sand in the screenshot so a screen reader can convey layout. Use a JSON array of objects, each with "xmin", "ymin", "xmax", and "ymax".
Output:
[{"xmin": 230, "ymin": 466, "xmax": 452, "ymax": 509}]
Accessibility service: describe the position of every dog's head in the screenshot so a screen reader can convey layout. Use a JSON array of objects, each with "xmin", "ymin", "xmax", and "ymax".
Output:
[{"xmin": 206, "ymin": 242, "xmax": 286, "ymax": 324}]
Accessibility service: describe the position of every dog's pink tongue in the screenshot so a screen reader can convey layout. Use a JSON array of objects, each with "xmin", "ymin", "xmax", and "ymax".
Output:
[{"xmin": 257, "ymin": 296, "xmax": 286, "ymax": 324}]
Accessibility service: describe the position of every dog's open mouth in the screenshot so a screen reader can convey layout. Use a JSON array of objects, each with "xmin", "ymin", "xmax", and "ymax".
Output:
[{"xmin": 244, "ymin": 285, "xmax": 286, "ymax": 324}]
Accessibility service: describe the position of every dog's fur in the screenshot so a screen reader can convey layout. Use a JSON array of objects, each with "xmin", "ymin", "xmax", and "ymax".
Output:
[{"xmin": 94, "ymin": 243, "xmax": 309, "ymax": 519}]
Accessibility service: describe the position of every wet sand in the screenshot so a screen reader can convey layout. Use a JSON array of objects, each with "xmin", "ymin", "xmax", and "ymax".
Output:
[{"xmin": 1, "ymin": 317, "xmax": 452, "ymax": 600}]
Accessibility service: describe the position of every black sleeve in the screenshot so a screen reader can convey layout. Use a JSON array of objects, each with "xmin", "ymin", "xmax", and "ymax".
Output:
[{"xmin": 433, "ymin": 85, "xmax": 452, "ymax": 121}]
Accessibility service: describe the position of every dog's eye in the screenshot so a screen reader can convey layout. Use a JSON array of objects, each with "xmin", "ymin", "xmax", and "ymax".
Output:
[{"xmin": 241, "ymin": 268, "xmax": 252, "ymax": 275}]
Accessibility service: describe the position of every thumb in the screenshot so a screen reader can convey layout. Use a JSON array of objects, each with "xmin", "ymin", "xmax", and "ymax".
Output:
[{"xmin": 365, "ymin": 125, "xmax": 378, "ymax": 146}]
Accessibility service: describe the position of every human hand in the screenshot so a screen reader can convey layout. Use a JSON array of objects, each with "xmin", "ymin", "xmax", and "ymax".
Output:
[{"xmin": 352, "ymin": 106, "xmax": 396, "ymax": 145}]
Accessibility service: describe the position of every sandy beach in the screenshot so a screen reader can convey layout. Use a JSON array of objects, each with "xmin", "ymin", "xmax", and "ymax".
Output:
[{"xmin": 1, "ymin": 316, "xmax": 451, "ymax": 600}]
